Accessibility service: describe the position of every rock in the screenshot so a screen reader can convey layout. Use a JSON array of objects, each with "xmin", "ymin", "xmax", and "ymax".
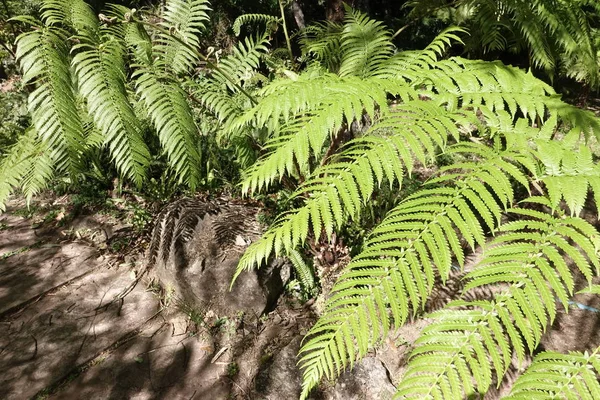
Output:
[
  {"xmin": 332, "ymin": 357, "xmax": 396, "ymax": 400},
  {"xmin": 255, "ymin": 336, "xmax": 304, "ymax": 399},
  {"xmin": 149, "ymin": 198, "xmax": 290, "ymax": 319}
]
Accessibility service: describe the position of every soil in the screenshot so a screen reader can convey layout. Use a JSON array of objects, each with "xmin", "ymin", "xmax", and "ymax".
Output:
[{"xmin": 0, "ymin": 196, "xmax": 315, "ymax": 400}]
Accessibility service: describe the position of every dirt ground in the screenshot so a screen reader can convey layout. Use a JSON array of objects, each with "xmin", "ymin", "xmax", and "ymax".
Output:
[{"xmin": 0, "ymin": 196, "xmax": 316, "ymax": 400}]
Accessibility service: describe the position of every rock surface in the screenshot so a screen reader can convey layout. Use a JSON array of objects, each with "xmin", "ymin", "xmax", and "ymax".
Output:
[
  {"xmin": 333, "ymin": 357, "xmax": 396, "ymax": 400},
  {"xmin": 149, "ymin": 198, "xmax": 289, "ymax": 319}
]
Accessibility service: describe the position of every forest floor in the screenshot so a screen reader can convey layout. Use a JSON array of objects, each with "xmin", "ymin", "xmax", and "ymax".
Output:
[
  {"xmin": 0, "ymin": 196, "xmax": 238, "ymax": 400},
  {"xmin": 0, "ymin": 195, "xmax": 320, "ymax": 400}
]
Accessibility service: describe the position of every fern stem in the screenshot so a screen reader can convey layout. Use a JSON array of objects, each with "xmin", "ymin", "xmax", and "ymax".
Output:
[
  {"xmin": 132, "ymin": 18, "xmax": 258, "ymax": 106},
  {"xmin": 278, "ymin": 0, "xmax": 295, "ymax": 67}
]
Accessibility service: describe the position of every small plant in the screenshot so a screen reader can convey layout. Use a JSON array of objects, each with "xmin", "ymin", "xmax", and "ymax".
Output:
[{"xmin": 227, "ymin": 362, "xmax": 239, "ymax": 377}]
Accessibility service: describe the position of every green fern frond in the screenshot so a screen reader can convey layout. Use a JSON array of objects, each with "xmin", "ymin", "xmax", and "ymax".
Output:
[
  {"xmin": 300, "ymin": 21, "xmax": 344, "ymax": 72},
  {"xmin": 233, "ymin": 102, "xmax": 466, "ymax": 281},
  {"xmin": 232, "ymin": 13, "xmax": 280, "ymax": 36},
  {"xmin": 288, "ymin": 249, "xmax": 316, "ymax": 294},
  {"xmin": 298, "ymin": 145, "xmax": 525, "ymax": 399},
  {"xmin": 536, "ymin": 141, "xmax": 600, "ymax": 216},
  {"xmin": 338, "ymin": 7, "xmax": 394, "ymax": 78},
  {"xmin": 376, "ymin": 27, "xmax": 466, "ymax": 79},
  {"xmin": 0, "ymin": 129, "xmax": 53, "ymax": 212},
  {"xmin": 504, "ymin": 348, "xmax": 600, "ymax": 399},
  {"xmin": 14, "ymin": 22, "xmax": 85, "ymax": 174},
  {"xmin": 40, "ymin": 0, "xmax": 98, "ymax": 34},
  {"xmin": 155, "ymin": 0, "xmax": 211, "ymax": 74},
  {"xmin": 133, "ymin": 67, "xmax": 202, "ymax": 189},
  {"xmin": 72, "ymin": 33, "xmax": 151, "ymax": 185},
  {"xmin": 395, "ymin": 208, "xmax": 600, "ymax": 399},
  {"xmin": 237, "ymin": 74, "xmax": 408, "ymax": 195},
  {"xmin": 211, "ymin": 33, "xmax": 270, "ymax": 92}
]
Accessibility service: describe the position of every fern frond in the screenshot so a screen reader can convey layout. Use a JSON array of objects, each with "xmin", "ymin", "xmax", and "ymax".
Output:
[
  {"xmin": 300, "ymin": 21, "xmax": 344, "ymax": 72},
  {"xmin": 298, "ymin": 144, "xmax": 526, "ymax": 399},
  {"xmin": 232, "ymin": 13, "xmax": 280, "ymax": 36},
  {"xmin": 132, "ymin": 67, "xmax": 202, "ymax": 189},
  {"xmin": 376, "ymin": 27, "xmax": 466, "ymax": 79},
  {"xmin": 395, "ymin": 208, "xmax": 600, "ymax": 399},
  {"xmin": 0, "ymin": 129, "xmax": 53, "ymax": 212},
  {"xmin": 40, "ymin": 0, "xmax": 98, "ymax": 35},
  {"xmin": 233, "ymin": 102, "xmax": 465, "ymax": 280},
  {"xmin": 155, "ymin": 0, "xmax": 211, "ymax": 74},
  {"xmin": 236, "ymin": 74, "xmax": 410, "ymax": 195},
  {"xmin": 288, "ymin": 249, "xmax": 316, "ymax": 294},
  {"xmin": 14, "ymin": 22, "xmax": 85, "ymax": 174},
  {"xmin": 536, "ymin": 141, "xmax": 600, "ymax": 216},
  {"xmin": 211, "ymin": 33, "xmax": 270, "ymax": 92},
  {"xmin": 338, "ymin": 7, "xmax": 394, "ymax": 78},
  {"xmin": 504, "ymin": 348, "xmax": 600, "ymax": 399},
  {"xmin": 72, "ymin": 33, "xmax": 151, "ymax": 185}
]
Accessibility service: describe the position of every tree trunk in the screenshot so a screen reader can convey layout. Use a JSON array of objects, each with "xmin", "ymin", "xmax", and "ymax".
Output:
[
  {"xmin": 291, "ymin": 0, "xmax": 306, "ymax": 29},
  {"xmin": 326, "ymin": 0, "xmax": 356, "ymax": 22}
]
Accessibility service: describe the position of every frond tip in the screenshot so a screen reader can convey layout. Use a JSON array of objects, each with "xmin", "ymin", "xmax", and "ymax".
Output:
[{"xmin": 504, "ymin": 349, "xmax": 600, "ymax": 399}]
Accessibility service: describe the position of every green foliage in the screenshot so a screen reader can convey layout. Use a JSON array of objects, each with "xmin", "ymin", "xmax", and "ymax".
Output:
[
  {"xmin": 0, "ymin": 0, "xmax": 229, "ymax": 207},
  {"xmin": 232, "ymin": 13, "xmax": 280, "ymax": 36},
  {"xmin": 407, "ymin": 0, "xmax": 600, "ymax": 88},
  {"xmin": 226, "ymin": 7, "xmax": 600, "ymax": 400},
  {"xmin": 504, "ymin": 348, "xmax": 600, "ymax": 399}
]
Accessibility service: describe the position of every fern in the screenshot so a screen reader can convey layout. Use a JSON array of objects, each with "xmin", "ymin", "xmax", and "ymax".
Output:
[
  {"xmin": 288, "ymin": 249, "xmax": 316, "ymax": 294},
  {"xmin": 233, "ymin": 102, "xmax": 468, "ymax": 280},
  {"xmin": 408, "ymin": 0, "xmax": 600, "ymax": 87},
  {"xmin": 300, "ymin": 21, "xmax": 344, "ymax": 72},
  {"xmin": 132, "ymin": 67, "xmax": 202, "ymax": 188},
  {"xmin": 0, "ymin": 128, "xmax": 53, "ymax": 210},
  {"xmin": 155, "ymin": 0, "xmax": 211, "ymax": 75},
  {"xmin": 338, "ymin": 6, "xmax": 394, "ymax": 78},
  {"xmin": 504, "ymin": 348, "xmax": 600, "ymax": 399},
  {"xmin": 232, "ymin": 13, "xmax": 280, "ymax": 37},
  {"xmin": 72, "ymin": 31, "xmax": 151, "ymax": 186},
  {"xmin": 395, "ymin": 204, "xmax": 600, "ymax": 398},
  {"xmin": 226, "ymin": 9, "xmax": 600, "ymax": 399},
  {"xmin": 297, "ymin": 143, "xmax": 531, "ymax": 398},
  {"xmin": 13, "ymin": 18, "xmax": 85, "ymax": 174}
]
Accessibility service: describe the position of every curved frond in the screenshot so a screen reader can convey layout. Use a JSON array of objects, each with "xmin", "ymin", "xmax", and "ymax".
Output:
[
  {"xmin": 211, "ymin": 33, "xmax": 270, "ymax": 92},
  {"xmin": 297, "ymin": 144, "xmax": 527, "ymax": 399},
  {"xmin": 232, "ymin": 13, "xmax": 280, "ymax": 36},
  {"xmin": 338, "ymin": 7, "xmax": 394, "ymax": 78},
  {"xmin": 72, "ymin": 34, "xmax": 151, "ymax": 185},
  {"xmin": 133, "ymin": 67, "xmax": 202, "ymax": 189},
  {"xmin": 233, "ymin": 102, "xmax": 465, "ymax": 280},
  {"xmin": 15, "ymin": 22, "xmax": 85, "ymax": 173},
  {"xmin": 395, "ymin": 207, "xmax": 600, "ymax": 399}
]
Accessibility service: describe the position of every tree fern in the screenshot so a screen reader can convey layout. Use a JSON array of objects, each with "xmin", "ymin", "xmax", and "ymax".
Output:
[{"xmin": 395, "ymin": 203, "xmax": 600, "ymax": 398}]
